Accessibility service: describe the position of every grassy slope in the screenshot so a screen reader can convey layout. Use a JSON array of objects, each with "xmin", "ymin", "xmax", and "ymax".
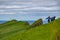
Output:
[
  {"xmin": 0, "ymin": 20, "xmax": 30, "ymax": 40},
  {"xmin": 0, "ymin": 18, "xmax": 60, "ymax": 40}
]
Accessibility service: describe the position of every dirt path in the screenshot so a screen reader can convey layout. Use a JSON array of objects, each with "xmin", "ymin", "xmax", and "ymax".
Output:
[
  {"xmin": 56, "ymin": 33, "xmax": 59, "ymax": 40},
  {"xmin": 51, "ymin": 28, "xmax": 59, "ymax": 40}
]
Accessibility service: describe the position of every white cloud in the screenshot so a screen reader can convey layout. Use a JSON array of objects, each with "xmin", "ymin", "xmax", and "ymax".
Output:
[
  {"xmin": 0, "ymin": 12, "xmax": 16, "ymax": 14},
  {"xmin": 0, "ymin": 5, "xmax": 28, "ymax": 8},
  {"xmin": 0, "ymin": 0, "xmax": 59, "ymax": 14},
  {"xmin": 13, "ymin": 6, "xmax": 59, "ymax": 11},
  {"xmin": 10, "ymin": 2, "xmax": 32, "ymax": 5},
  {"xmin": 18, "ymin": 12, "xmax": 28, "ymax": 14}
]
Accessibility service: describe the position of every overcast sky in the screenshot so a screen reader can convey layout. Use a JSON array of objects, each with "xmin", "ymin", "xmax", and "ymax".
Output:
[{"xmin": 0, "ymin": 0, "xmax": 60, "ymax": 20}]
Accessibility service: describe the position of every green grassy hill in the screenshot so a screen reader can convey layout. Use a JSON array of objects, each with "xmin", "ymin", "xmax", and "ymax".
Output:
[
  {"xmin": 0, "ymin": 20, "xmax": 30, "ymax": 39},
  {"xmin": 0, "ymin": 18, "xmax": 60, "ymax": 40}
]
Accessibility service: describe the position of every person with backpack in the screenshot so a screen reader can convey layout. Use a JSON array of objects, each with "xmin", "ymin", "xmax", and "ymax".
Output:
[
  {"xmin": 46, "ymin": 16, "xmax": 51, "ymax": 23},
  {"xmin": 51, "ymin": 16, "xmax": 56, "ymax": 21}
]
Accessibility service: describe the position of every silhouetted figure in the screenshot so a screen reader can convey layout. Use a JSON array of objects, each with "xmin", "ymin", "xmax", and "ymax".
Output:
[
  {"xmin": 46, "ymin": 16, "xmax": 51, "ymax": 23},
  {"xmin": 51, "ymin": 16, "xmax": 56, "ymax": 21}
]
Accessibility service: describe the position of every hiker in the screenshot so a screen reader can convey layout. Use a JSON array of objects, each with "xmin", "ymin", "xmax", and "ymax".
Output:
[
  {"xmin": 46, "ymin": 16, "xmax": 51, "ymax": 23},
  {"xmin": 51, "ymin": 16, "xmax": 56, "ymax": 21}
]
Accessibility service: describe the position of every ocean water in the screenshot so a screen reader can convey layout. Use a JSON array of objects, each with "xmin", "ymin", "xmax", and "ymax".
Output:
[
  {"xmin": 0, "ymin": 21, "xmax": 34, "ymax": 24},
  {"xmin": 28, "ymin": 20, "xmax": 48, "ymax": 25},
  {"xmin": 28, "ymin": 21, "xmax": 35, "ymax": 25},
  {"xmin": 0, "ymin": 20, "xmax": 48, "ymax": 25},
  {"xmin": 0, "ymin": 21, "xmax": 7, "ymax": 24}
]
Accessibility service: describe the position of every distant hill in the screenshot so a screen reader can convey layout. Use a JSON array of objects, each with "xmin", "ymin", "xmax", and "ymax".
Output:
[{"xmin": 0, "ymin": 18, "xmax": 60, "ymax": 40}]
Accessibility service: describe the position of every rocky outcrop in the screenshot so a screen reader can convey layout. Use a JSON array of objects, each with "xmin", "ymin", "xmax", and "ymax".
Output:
[{"xmin": 31, "ymin": 19, "xmax": 43, "ymax": 28}]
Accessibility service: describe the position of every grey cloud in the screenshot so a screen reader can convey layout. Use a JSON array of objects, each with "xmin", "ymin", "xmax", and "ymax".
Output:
[{"xmin": 0, "ymin": 0, "xmax": 59, "ymax": 14}]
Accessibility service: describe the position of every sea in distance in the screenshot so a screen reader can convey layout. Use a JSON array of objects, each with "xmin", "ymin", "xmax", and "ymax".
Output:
[{"xmin": 0, "ymin": 20, "xmax": 48, "ymax": 25}]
